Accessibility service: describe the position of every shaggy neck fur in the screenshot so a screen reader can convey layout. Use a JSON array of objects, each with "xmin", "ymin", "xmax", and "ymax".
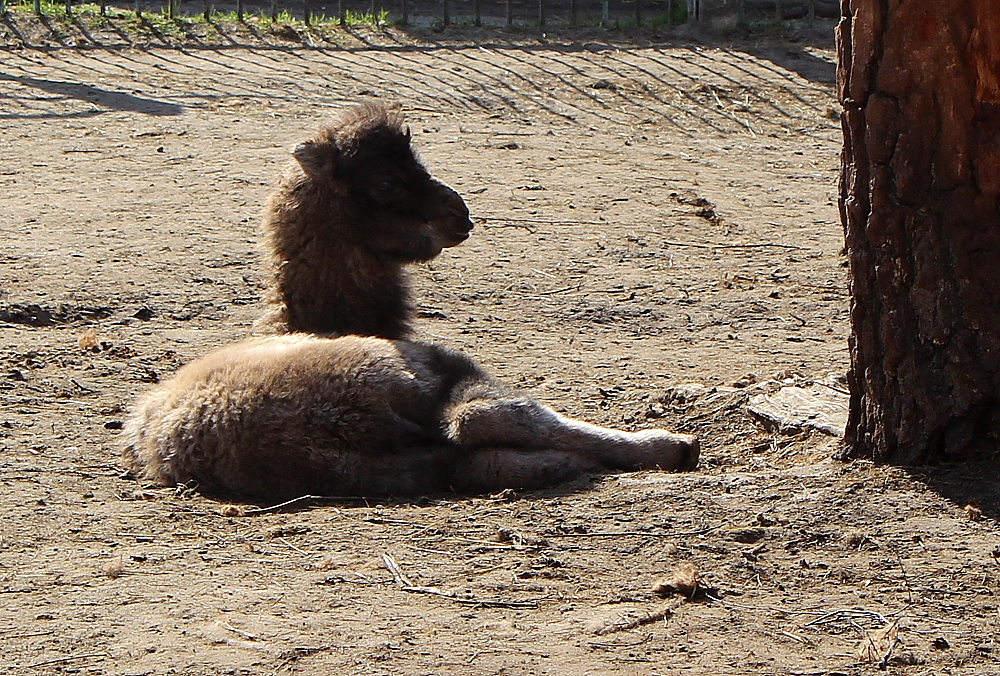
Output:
[{"xmin": 263, "ymin": 176, "xmax": 415, "ymax": 339}]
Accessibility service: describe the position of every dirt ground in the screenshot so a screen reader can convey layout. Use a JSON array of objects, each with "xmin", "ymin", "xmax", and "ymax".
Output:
[{"xmin": 1, "ymin": 17, "xmax": 999, "ymax": 676}]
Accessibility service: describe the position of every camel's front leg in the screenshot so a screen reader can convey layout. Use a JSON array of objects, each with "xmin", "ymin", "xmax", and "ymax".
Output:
[{"xmin": 444, "ymin": 397, "xmax": 699, "ymax": 472}]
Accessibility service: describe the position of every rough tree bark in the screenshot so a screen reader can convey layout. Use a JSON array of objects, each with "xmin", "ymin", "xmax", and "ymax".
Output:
[{"xmin": 838, "ymin": 0, "xmax": 1000, "ymax": 463}]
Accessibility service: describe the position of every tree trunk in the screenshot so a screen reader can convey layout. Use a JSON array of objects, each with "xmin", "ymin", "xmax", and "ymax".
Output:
[{"xmin": 838, "ymin": 0, "xmax": 1000, "ymax": 463}]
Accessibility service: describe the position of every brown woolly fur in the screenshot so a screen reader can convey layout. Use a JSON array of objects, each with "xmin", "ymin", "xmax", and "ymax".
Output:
[
  {"xmin": 123, "ymin": 334, "xmax": 699, "ymax": 501},
  {"xmin": 259, "ymin": 103, "xmax": 474, "ymax": 338},
  {"xmin": 125, "ymin": 101, "xmax": 697, "ymax": 502}
]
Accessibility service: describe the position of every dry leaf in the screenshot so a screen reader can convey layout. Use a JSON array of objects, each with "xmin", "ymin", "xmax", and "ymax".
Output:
[
  {"xmin": 653, "ymin": 561, "xmax": 700, "ymax": 597},
  {"xmin": 857, "ymin": 620, "xmax": 899, "ymax": 662}
]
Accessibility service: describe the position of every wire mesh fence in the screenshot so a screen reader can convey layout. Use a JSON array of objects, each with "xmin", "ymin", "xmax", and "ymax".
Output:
[{"xmin": 2, "ymin": 0, "xmax": 838, "ymax": 29}]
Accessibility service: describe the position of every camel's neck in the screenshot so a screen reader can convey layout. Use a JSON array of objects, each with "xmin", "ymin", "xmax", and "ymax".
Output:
[
  {"xmin": 263, "ymin": 180, "xmax": 421, "ymax": 340},
  {"xmin": 270, "ymin": 238, "xmax": 414, "ymax": 339}
]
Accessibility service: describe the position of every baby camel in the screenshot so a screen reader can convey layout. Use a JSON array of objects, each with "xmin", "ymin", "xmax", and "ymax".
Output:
[
  {"xmin": 122, "ymin": 334, "xmax": 699, "ymax": 501},
  {"xmin": 123, "ymin": 104, "xmax": 699, "ymax": 501},
  {"xmin": 259, "ymin": 102, "xmax": 473, "ymax": 338}
]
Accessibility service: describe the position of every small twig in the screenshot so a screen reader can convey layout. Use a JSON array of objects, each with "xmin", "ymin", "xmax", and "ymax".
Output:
[
  {"xmin": 70, "ymin": 379, "xmax": 99, "ymax": 394},
  {"xmin": 25, "ymin": 652, "xmax": 107, "ymax": 669},
  {"xmin": 278, "ymin": 537, "xmax": 313, "ymax": 556},
  {"xmin": 244, "ymin": 495, "xmax": 323, "ymax": 514},
  {"xmin": 804, "ymin": 608, "xmax": 888, "ymax": 629},
  {"xmin": 363, "ymin": 516, "xmax": 424, "ymax": 526},
  {"xmin": 538, "ymin": 284, "xmax": 582, "ymax": 296},
  {"xmin": 382, "ymin": 553, "xmax": 539, "ymax": 609},
  {"xmin": 220, "ymin": 622, "xmax": 258, "ymax": 641},
  {"xmin": 476, "ymin": 216, "xmax": 608, "ymax": 226},
  {"xmin": 548, "ymin": 527, "xmax": 716, "ymax": 539},
  {"xmin": 478, "ymin": 221, "xmax": 538, "ymax": 233},
  {"xmin": 897, "ymin": 558, "xmax": 914, "ymax": 605},
  {"xmin": 663, "ymin": 239, "xmax": 810, "ymax": 251},
  {"xmin": 452, "ymin": 597, "xmax": 540, "ymax": 609},
  {"xmin": 780, "ymin": 630, "xmax": 814, "ymax": 646},
  {"xmin": 591, "ymin": 602, "xmax": 679, "ymax": 636},
  {"xmin": 242, "ymin": 494, "xmax": 369, "ymax": 515},
  {"xmin": 708, "ymin": 86, "xmax": 726, "ymax": 109},
  {"xmin": 813, "ymin": 380, "xmax": 850, "ymax": 396},
  {"xmin": 381, "ymin": 553, "xmax": 414, "ymax": 587},
  {"xmin": 0, "ymin": 630, "xmax": 53, "ymax": 640}
]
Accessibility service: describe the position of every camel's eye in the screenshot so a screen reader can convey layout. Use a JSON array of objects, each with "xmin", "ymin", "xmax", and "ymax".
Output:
[{"xmin": 370, "ymin": 177, "xmax": 404, "ymax": 203}]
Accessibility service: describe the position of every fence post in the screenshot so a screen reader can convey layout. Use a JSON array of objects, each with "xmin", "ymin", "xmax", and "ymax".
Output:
[
  {"xmin": 505, "ymin": 0, "xmax": 511, "ymax": 27},
  {"xmin": 634, "ymin": 0, "xmax": 641, "ymax": 26},
  {"xmin": 400, "ymin": 0, "xmax": 407, "ymax": 24},
  {"xmin": 100, "ymin": 0, "xmax": 106, "ymax": 15},
  {"xmin": 304, "ymin": 0, "xmax": 311, "ymax": 25},
  {"xmin": 601, "ymin": 0, "xmax": 608, "ymax": 27},
  {"xmin": 270, "ymin": 0, "xmax": 276, "ymax": 20},
  {"xmin": 538, "ymin": 0, "xmax": 544, "ymax": 26},
  {"xmin": 236, "ymin": 0, "xmax": 243, "ymax": 21},
  {"xmin": 774, "ymin": 0, "xmax": 782, "ymax": 20},
  {"xmin": 338, "ymin": 0, "xmax": 345, "ymax": 25},
  {"xmin": 808, "ymin": 0, "xmax": 815, "ymax": 20},
  {"xmin": 442, "ymin": 0, "xmax": 449, "ymax": 24},
  {"xmin": 371, "ymin": 0, "xmax": 376, "ymax": 22},
  {"xmin": 473, "ymin": 0, "xmax": 480, "ymax": 26},
  {"xmin": 66, "ymin": 0, "xmax": 71, "ymax": 15}
]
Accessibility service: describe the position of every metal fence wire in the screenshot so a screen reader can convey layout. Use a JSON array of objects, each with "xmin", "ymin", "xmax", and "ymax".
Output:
[{"xmin": 8, "ymin": 0, "xmax": 838, "ymax": 28}]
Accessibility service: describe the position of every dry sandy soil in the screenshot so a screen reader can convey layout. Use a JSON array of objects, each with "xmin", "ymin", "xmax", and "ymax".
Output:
[{"xmin": 1, "ymin": 16, "xmax": 999, "ymax": 676}]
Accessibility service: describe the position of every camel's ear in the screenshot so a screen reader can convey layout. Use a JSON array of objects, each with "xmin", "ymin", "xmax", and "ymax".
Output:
[
  {"xmin": 403, "ymin": 126, "xmax": 412, "ymax": 143},
  {"xmin": 292, "ymin": 140, "xmax": 339, "ymax": 178}
]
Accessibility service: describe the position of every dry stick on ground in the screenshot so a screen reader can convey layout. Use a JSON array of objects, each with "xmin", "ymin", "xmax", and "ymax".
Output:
[
  {"xmin": 242, "ymin": 494, "xmax": 371, "ymax": 515},
  {"xmin": 663, "ymin": 239, "xmax": 811, "ymax": 251},
  {"xmin": 590, "ymin": 600, "xmax": 683, "ymax": 636},
  {"xmin": 23, "ymin": 652, "xmax": 108, "ymax": 670},
  {"xmin": 547, "ymin": 526, "xmax": 717, "ymax": 538},
  {"xmin": 381, "ymin": 553, "xmax": 538, "ymax": 609},
  {"xmin": 804, "ymin": 608, "xmax": 889, "ymax": 629}
]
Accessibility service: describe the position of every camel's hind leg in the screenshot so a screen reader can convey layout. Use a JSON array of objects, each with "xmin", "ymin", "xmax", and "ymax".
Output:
[{"xmin": 443, "ymin": 396, "xmax": 699, "ymax": 472}]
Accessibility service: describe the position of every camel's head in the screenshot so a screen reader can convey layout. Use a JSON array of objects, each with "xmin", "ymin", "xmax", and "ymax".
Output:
[{"xmin": 292, "ymin": 102, "xmax": 474, "ymax": 263}]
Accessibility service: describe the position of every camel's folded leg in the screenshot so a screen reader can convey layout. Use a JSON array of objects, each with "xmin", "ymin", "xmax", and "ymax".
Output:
[
  {"xmin": 444, "ymin": 398, "xmax": 699, "ymax": 472},
  {"xmin": 447, "ymin": 447, "xmax": 596, "ymax": 494}
]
